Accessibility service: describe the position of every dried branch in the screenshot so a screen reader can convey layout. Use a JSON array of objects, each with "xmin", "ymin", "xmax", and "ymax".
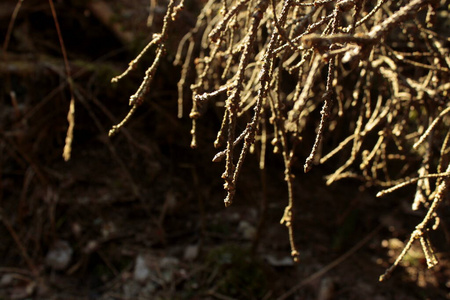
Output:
[{"xmin": 111, "ymin": 0, "xmax": 450, "ymax": 272}]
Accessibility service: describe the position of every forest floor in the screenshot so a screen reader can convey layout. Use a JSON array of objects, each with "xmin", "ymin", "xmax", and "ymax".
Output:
[{"xmin": 0, "ymin": 1, "xmax": 449, "ymax": 299}]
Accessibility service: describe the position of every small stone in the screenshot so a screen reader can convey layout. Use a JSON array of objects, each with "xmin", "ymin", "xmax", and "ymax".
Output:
[
  {"xmin": 183, "ymin": 244, "xmax": 199, "ymax": 261},
  {"xmin": 45, "ymin": 240, "xmax": 73, "ymax": 271},
  {"xmin": 133, "ymin": 254, "xmax": 150, "ymax": 283}
]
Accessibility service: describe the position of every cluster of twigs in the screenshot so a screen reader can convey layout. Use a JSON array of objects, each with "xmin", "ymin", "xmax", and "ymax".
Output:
[{"xmin": 111, "ymin": 0, "xmax": 450, "ymax": 279}]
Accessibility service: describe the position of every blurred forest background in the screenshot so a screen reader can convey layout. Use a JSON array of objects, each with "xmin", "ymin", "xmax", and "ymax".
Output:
[{"xmin": 0, "ymin": 0, "xmax": 449, "ymax": 299}]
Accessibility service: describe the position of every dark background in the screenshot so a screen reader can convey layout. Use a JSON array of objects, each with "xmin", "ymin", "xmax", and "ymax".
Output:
[{"xmin": 0, "ymin": 1, "xmax": 449, "ymax": 299}]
